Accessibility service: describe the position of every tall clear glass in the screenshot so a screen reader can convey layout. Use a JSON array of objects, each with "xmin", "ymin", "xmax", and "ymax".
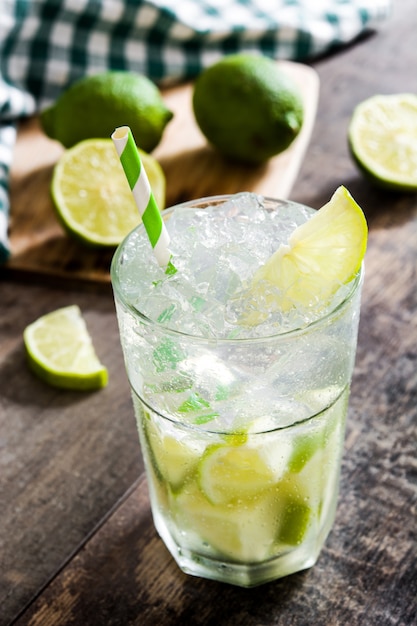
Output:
[{"xmin": 111, "ymin": 196, "xmax": 363, "ymax": 587}]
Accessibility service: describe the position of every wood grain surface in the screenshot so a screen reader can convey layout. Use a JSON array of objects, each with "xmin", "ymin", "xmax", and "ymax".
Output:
[
  {"xmin": 5, "ymin": 61, "xmax": 318, "ymax": 287},
  {"xmin": 1, "ymin": 2, "xmax": 416, "ymax": 625}
]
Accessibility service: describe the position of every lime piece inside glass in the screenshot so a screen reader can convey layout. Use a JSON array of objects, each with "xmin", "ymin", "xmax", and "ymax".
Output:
[
  {"xmin": 51, "ymin": 138, "xmax": 166, "ymax": 247},
  {"xmin": 243, "ymin": 186, "xmax": 367, "ymax": 323},
  {"xmin": 277, "ymin": 496, "xmax": 311, "ymax": 546},
  {"xmin": 348, "ymin": 93, "xmax": 417, "ymax": 192},
  {"xmin": 23, "ymin": 305, "xmax": 108, "ymax": 390},
  {"xmin": 174, "ymin": 483, "xmax": 279, "ymax": 563},
  {"xmin": 144, "ymin": 417, "xmax": 201, "ymax": 492},
  {"xmin": 198, "ymin": 443, "xmax": 280, "ymax": 505}
]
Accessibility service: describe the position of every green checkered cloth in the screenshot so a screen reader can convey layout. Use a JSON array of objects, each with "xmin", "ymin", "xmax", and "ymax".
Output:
[{"xmin": 0, "ymin": 0, "xmax": 391, "ymax": 262}]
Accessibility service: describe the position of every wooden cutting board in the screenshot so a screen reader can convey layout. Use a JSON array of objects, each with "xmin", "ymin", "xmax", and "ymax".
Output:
[{"xmin": 5, "ymin": 61, "xmax": 319, "ymax": 287}]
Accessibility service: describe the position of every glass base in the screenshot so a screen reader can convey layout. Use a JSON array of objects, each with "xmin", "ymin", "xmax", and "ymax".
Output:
[{"xmin": 156, "ymin": 519, "xmax": 322, "ymax": 588}]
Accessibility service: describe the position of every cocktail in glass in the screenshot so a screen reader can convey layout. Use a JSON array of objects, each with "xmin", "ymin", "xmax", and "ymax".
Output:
[{"xmin": 111, "ymin": 193, "xmax": 363, "ymax": 587}]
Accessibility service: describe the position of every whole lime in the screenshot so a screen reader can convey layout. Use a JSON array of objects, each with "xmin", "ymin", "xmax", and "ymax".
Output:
[
  {"xmin": 40, "ymin": 71, "xmax": 173, "ymax": 152},
  {"xmin": 192, "ymin": 54, "xmax": 304, "ymax": 164}
]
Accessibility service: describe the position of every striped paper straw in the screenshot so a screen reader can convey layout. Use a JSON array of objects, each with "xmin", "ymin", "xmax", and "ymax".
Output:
[{"xmin": 111, "ymin": 126, "xmax": 175, "ymax": 272}]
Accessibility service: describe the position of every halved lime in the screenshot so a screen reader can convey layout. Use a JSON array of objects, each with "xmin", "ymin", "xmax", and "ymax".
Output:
[
  {"xmin": 348, "ymin": 93, "xmax": 417, "ymax": 191},
  {"xmin": 244, "ymin": 186, "xmax": 367, "ymax": 320},
  {"xmin": 51, "ymin": 138, "xmax": 166, "ymax": 247},
  {"xmin": 24, "ymin": 305, "xmax": 108, "ymax": 390}
]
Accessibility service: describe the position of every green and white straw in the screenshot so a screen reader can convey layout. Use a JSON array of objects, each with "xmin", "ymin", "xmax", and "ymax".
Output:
[{"xmin": 111, "ymin": 126, "xmax": 175, "ymax": 272}]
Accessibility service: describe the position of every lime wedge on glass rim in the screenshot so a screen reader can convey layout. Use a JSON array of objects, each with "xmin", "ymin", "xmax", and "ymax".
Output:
[
  {"xmin": 348, "ymin": 93, "xmax": 417, "ymax": 192},
  {"xmin": 23, "ymin": 305, "xmax": 108, "ymax": 390},
  {"xmin": 51, "ymin": 138, "xmax": 166, "ymax": 247},
  {"xmin": 242, "ymin": 186, "xmax": 368, "ymax": 323}
]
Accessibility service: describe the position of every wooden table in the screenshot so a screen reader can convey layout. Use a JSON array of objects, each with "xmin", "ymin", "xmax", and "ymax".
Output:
[{"xmin": 1, "ymin": 2, "xmax": 416, "ymax": 624}]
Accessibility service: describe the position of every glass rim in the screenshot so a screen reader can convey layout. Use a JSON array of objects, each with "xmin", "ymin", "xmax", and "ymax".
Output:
[{"xmin": 111, "ymin": 193, "xmax": 364, "ymax": 345}]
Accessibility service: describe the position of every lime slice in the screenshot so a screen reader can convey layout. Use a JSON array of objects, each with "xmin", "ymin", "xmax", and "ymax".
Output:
[
  {"xmin": 277, "ymin": 495, "xmax": 311, "ymax": 546},
  {"xmin": 173, "ymin": 483, "xmax": 279, "ymax": 563},
  {"xmin": 24, "ymin": 305, "xmax": 108, "ymax": 390},
  {"xmin": 245, "ymin": 186, "xmax": 367, "ymax": 319},
  {"xmin": 198, "ymin": 443, "xmax": 282, "ymax": 505},
  {"xmin": 51, "ymin": 138, "xmax": 166, "ymax": 247},
  {"xmin": 288, "ymin": 390, "xmax": 344, "ymax": 473},
  {"xmin": 143, "ymin": 417, "xmax": 202, "ymax": 492},
  {"xmin": 348, "ymin": 93, "xmax": 417, "ymax": 192}
]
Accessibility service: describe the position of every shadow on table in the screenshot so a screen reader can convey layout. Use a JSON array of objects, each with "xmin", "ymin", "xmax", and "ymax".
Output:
[{"xmin": 0, "ymin": 341, "xmax": 105, "ymax": 409}]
